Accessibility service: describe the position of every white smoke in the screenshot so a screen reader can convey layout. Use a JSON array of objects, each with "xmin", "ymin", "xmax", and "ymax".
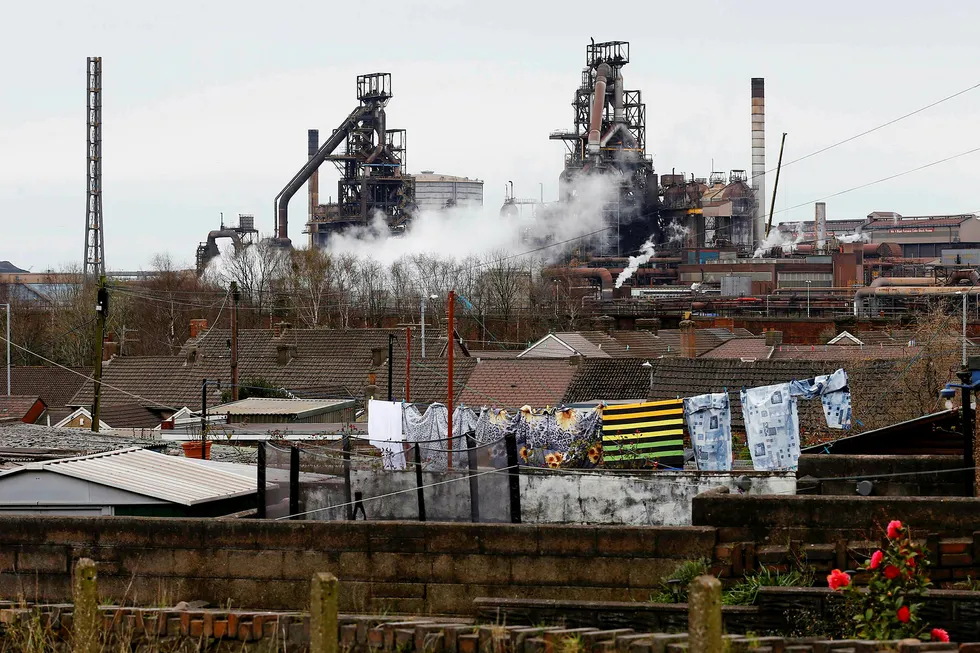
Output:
[
  {"xmin": 325, "ymin": 174, "xmax": 620, "ymax": 266},
  {"xmin": 667, "ymin": 221, "xmax": 690, "ymax": 245},
  {"xmin": 752, "ymin": 224, "xmax": 805, "ymax": 258},
  {"xmin": 614, "ymin": 238, "xmax": 656, "ymax": 289},
  {"xmin": 838, "ymin": 231, "xmax": 869, "ymax": 244}
]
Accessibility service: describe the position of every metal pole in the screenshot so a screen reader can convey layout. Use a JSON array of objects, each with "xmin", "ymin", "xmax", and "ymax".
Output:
[
  {"xmin": 964, "ymin": 292, "xmax": 968, "ymax": 368},
  {"xmin": 200, "ymin": 379, "xmax": 208, "ymax": 460},
  {"xmin": 289, "ymin": 446, "xmax": 300, "ymax": 519},
  {"xmin": 420, "ymin": 298, "xmax": 426, "ymax": 359},
  {"xmin": 414, "ymin": 442, "xmax": 426, "ymax": 522},
  {"xmin": 807, "ymin": 282, "xmax": 811, "ymax": 319},
  {"xmin": 3, "ymin": 304, "xmax": 9, "ymax": 397},
  {"xmin": 958, "ymin": 369, "xmax": 976, "ymax": 496},
  {"xmin": 405, "ymin": 326, "xmax": 411, "ymax": 402},
  {"xmin": 231, "ymin": 281, "xmax": 240, "ymax": 401},
  {"xmin": 504, "ymin": 430, "xmax": 522, "ymax": 524},
  {"xmin": 92, "ymin": 277, "xmax": 107, "ymax": 432},
  {"xmin": 387, "ymin": 333, "xmax": 394, "ymax": 402},
  {"xmin": 465, "ymin": 431, "xmax": 480, "ymax": 523},
  {"xmin": 256, "ymin": 442, "xmax": 266, "ymax": 518},
  {"xmin": 447, "ymin": 290, "xmax": 455, "ymax": 469},
  {"xmin": 764, "ymin": 132, "xmax": 788, "ymax": 239},
  {"xmin": 342, "ymin": 436, "xmax": 353, "ymax": 520}
]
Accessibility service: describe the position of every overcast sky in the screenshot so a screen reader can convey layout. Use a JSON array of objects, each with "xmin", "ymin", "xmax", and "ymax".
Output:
[{"xmin": 3, "ymin": 0, "xmax": 980, "ymax": 271}]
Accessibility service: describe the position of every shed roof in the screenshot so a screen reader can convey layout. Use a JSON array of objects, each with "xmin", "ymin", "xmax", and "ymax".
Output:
[
  {"xmin": 0, "ymin": 448, "xmax": 259, "ymax": 506},
  {"xmin": 211, "ymin": 397, "xmax": 355, "ymax": 417},
  {"xmin": 0, "ymin": 396, "xmax": 45, "ymax": 422}
]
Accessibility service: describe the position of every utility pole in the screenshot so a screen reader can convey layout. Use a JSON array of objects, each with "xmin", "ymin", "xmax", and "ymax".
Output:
[
  {"xmin": 405, "ymin": 326, "xmax": 411, "ymax": 402},
  {"xmin": 231, "ymin": 281, "xmax": 240, "ymax": 401},
  {"xmin": 200, "ymin": 379, "xmax": 221, "ymax": 460},
  {"xmin": 387, "ymin": 333, "xmax": 394, "ymax": 402},
  {"xmin": 447, "ymin": 290, "xmax": 455, "ymax": 468},
  {"xmin": 92, "ymin": 276, "xmax": 108, "ymax": 432},
  {"xmin": 2, "ymin": 304, "xmax": 9, "ymax": 397}
]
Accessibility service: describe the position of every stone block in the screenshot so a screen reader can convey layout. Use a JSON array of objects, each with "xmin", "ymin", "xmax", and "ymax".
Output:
[
  {"xmin": 426, "ymin": 524, "xmax": 483, "ymax": 554},
  {"xmin": 597, "ymin": 528, "xmax": 658, "ymax": 557},
  {"xmin": 481, "ymin": 527, "xmax": 538, "ymax": 556},
  {"xmin": 657, "ymin": 529, "xmax": 716, "ymax": 558},
  {"xmin": 225, "ymin": 549, "xmax": 286, "ymax": 579},
  {"xmin": 538, "ymin": 525, "xmax": 598, "ymax": 557},
  {"xmin": 434, "ymin": 554, "xmax": 511, "ymax": 585},
  {"xmin": 280, "ymin": 549, "xmax": 339, "ymax": 580},
  {"xmin": 941, "ymin": 554, "xmax": 973, "ymax": 568},
  {"xmin": 628, "ymin": 559, "xmax": 678, "ymax": 589},
  {"xmin": 940, "ymin": 539, "xmax": 972, "ymax": 555},
  {"xmin": 460, "ymin": 633, "xmax": 480, "ymax": 653},
  {"xmin": 16, "ymin": 545, "xmax": 68, "ymax": 573}
]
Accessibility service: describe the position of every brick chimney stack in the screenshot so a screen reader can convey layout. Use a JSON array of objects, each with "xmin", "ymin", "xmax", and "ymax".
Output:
[{"xmin": 680, "ymin": 320, "xmax": 697, "ymax": 358}]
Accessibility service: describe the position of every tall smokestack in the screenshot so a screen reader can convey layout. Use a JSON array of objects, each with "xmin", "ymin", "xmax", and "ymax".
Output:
[
  {"xmin": 751, "ymin": 78, "xmax": 765, "ymax": 248},
  {"xmin": 308, "ymin": 129, "xmax": 319, "ymax": 222},
  {"xmin": 815, "ymin": 202, "xmax": 827, "ymax": 252}
]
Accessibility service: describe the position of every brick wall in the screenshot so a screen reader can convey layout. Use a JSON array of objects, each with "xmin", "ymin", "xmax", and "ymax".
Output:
[
  {"xmin": 0, "ymin": 517, "xmax": 715, "ymax": 613},
  {"xmin": 694, "ymin": 491, "xmax": 980, "ymax": 584}
]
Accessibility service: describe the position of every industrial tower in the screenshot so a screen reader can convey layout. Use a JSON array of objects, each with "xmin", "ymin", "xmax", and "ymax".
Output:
[{"xmin": 84, "ymin": 56, "xmax": 105, "ymax": 279}]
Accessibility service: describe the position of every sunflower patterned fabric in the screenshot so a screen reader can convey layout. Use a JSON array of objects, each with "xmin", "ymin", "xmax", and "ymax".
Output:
[
  {"xmin": 601, "ymin": 399, "xmax": 686, "ymax": 468},
  {"xmin": 514, "ymin": 406, "xmax": 603, "ymax": 469}
]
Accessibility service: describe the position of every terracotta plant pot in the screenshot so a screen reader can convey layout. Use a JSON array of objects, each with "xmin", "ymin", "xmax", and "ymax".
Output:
[{"xmin": 181, "ymin": 441, "xmax": 212, "ymax": 459}]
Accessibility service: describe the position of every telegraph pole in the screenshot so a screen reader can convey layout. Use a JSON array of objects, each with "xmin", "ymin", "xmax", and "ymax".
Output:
[
  {"xmin": 230, "ymin": 282, "xmax": 240, "ymax": 401},
  {"xmin": 447, "ymin": 290, "xmax": 455, "ymax": 468},
  {"xmin": 92, "ymin": 276, "xmax": 108, "ymax": 432}
]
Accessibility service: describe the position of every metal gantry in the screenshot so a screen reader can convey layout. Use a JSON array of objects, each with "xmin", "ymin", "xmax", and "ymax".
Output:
[{"xmin": 84, "ymin": 56, "xmax": 105, "ymax": 279}]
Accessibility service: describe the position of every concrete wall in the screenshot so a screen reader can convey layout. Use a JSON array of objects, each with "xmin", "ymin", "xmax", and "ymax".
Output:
[
  {"xmin": 303, "ymin": 469, "xmax": 795, "ymax": 526},
  {"xmin": 0, "ymin": 516, "xmax": 714, "ymax": 614}
]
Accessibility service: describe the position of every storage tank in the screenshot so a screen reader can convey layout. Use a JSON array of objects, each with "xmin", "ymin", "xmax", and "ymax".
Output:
[{"xmin": 413, "ymin": 171, "xmax": 484, "ymax": 211}]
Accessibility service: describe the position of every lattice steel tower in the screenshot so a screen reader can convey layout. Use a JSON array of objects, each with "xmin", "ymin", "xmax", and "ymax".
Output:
[{"xmin": 84, "ymin": 56, "xmax": 105, "ymax": 279}]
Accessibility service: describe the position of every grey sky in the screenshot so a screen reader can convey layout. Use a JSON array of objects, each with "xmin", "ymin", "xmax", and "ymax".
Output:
[{"xmin": 3, "ymin": 0, "xmax": 980, "ymax": 270}]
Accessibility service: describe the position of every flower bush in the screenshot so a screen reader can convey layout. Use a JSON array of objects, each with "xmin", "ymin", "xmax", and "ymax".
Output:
[{"xmin": 827, "ymin": 520, "xmax": 945, "ymax": 641}]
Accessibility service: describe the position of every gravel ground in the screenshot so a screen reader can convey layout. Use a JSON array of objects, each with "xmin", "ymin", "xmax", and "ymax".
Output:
[{"xmin": 0, "ymin": 423, "xmax": 257, "ymax": 464}]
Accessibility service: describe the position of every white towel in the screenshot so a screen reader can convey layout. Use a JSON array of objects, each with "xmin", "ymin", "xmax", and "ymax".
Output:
[{"xmin": 368, "ymin": 400, "xmax": 406, "ymax": 470}]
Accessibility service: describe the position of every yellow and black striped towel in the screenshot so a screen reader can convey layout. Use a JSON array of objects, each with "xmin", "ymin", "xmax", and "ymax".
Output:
[{"xmin": 601, "ymin": 399, "xmax": 685, "ymax": 467}]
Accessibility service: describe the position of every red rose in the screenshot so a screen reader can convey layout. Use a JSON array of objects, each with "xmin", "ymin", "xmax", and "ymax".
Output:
[
  {"xmin": 907, "ymin": 556, "xmax": 916, "ymax": 567},
  {"xmin": 897, "ymin": 605, "xmax": 910, "ymax": 623},
  {"xmin": 883, "ymin": 565, "xmax": 901, "ymax": 580},
  {"xmin": 827, "ymin": 569, "xmax": 851, "ymax": 590},
  {"xmin": 887, "ymin": 520, "xmax": 903, "ymax": 539},
  {"xmin": 869, "ymin": 550, "xmax": 884, "ymax": 569},
  {"xmin": 931, "ymin": 629, "xmax": 949, "ymax": 643}
]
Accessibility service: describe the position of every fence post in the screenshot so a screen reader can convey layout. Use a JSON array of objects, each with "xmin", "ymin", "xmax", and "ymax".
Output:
[
  {"xmin": 342, "ymin": 436, "xmax": 353, "ymax": 521},
  {"xmin": 289, "ymin": 445, "xmax": 300, "ymax": 519},
  {"xmin": 465, "ymin": 431, "xmax": 480, "ymax": 523},
  {"xmin": 310, "ymin": 572, "xmax": 339, "ymax": 653},
  {"xmin": 504, "ymin": 430, "xmax": 522, "ymax": 524},
  {"xmin": 688, "ymin": 575, "xmax": 722, "ymax": 653},
  {"xmin": 257, "ymin": 442, "xmax": 267, "ymax": 518},
  {"xmin": 414, "ymin": 442, "xmax": 426, "ymax": 522},
  {"xmin": 73, "ymin": 558, "xmax": 99, "ymax": 653}
]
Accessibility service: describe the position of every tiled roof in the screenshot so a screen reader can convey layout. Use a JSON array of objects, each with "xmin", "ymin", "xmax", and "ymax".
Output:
[
  {"xmin": 383, "ymin": 357, "xmax": 477, "ymax": 405},
  {"xmin": 456, "ymin": 359, "xmax": 579, "ymax": 409},
  {"xmin": 0, "ymin": 396, "xmax": 44, "ymax": 422},
  {"xmin": 1, "ymin": 367, "xmax": 90, "ymax": 420},
  {"xmin": 647, "ymin": 358, "xmax": 899, "ymax": 435},
  {"xmin": 700, "ymin": 338, "xmax": 773, "ymax": 360},
  {"xmin": 520, "ymin": 329, "xmax": 744, "ymax": 360},
  {"xmin": 469, "ymin": 350, "xmax": 522, "ymax": 359},
  {"xmin": 855, "ymin": 330, "xmax": 915, "ymax": 345},
  {"xmin": 769, "ymin": 344, "xmax": 918, "ymax": 361},
  {"xmin": 98, "ymin": 403, "xmax": 168, "ymax": 429},
  {"xmin": 562, "ymin": 359, "xmax": 651, "ymax": 403}
]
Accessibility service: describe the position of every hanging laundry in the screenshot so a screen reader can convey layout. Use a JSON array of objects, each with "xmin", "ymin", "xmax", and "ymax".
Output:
[
  {"xmin": 789, "ymin": 368, "xmax": 851, "ymax": 430},
  {"xmin": 601, "ymin": 399, "xmax": 685, "ymax": 469},
  {"xmin": 740, "ymin": 383, "xmax": 801, "ymax": 471},
  {"xmin": 683, "ymin": 393, "xmax": 733, "ymax": 471},
  {"xmin": 403, "ymin": 403, "xmax": 448, "ymax": 469},
  {"xmin": 515, "ymin": 406, "xmax": 603, "ymax": 469},
  {"xmin": 367, "ymin": 399, "xmax": 407, "ymax": 470},
  {"xmin": 474, "ymin": 408, "xmax": 515, "ymax": 469}
]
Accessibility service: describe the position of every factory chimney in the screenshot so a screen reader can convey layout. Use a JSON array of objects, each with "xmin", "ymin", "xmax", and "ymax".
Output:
[
  {"xmin": 751, "ymin": 78, "xmax": 766, "ymax": 248},
  {"xmin": 308, "ymin": 129, "xmax": 319, "ymax": 223},
  {"xmin": 815, "ymin": 202, "xmax": 827, "ymax": 252}
]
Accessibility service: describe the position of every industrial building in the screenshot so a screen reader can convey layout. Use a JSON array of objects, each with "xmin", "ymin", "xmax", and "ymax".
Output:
[
  {"xmin": 863, "ymin": 212, "xmax": 980, "ymax": 257},
  {"xmin": 413, "ymin": 172, "xmax": 484, "ymax": 211}
]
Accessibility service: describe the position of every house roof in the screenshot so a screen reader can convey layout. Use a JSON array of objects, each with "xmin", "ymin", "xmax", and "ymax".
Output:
[
  {"xmin": 97, "ymin": 403, "xmax": 167, "ymax": 429},
  {"xmin": 0, "ymin": 396, "xmax": 45, "ymax": 422},
  {"xmin": 699, "ymin": 338, "xmax": 773, "ymax": 360},
  {"xmin": 864, "ymin": 214, "xmax": 975, "ymax": 230},
  {"xmin": 0, "ymin": 447, "xmax": 259, "ymax": 506},
  {"xmin": 53, "ymin": 407, "xmax": 111, "ymax": 431},
  {"xmin": 211, "ymin": 397, "xmax": 355, "ymax": 418},
  {"xmin": 1, "ymin": 367, "xmax": 90, "ymax": 420},
  {"xmin": 562, "ymin": 359, "xmax": 651, "ymax": 404},
  {"xmin": 457, "ymin": 359, "xmax": 579, "ymax": 408},
  {"xmin": 769, "ymin": 344, "xmax": 918, "ymax": 361},
  {"xmin": 517, "ymin": 328, "xmax": 748, "ymax": 360}
]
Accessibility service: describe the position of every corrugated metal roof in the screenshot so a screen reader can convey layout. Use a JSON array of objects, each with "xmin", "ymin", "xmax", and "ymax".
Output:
[
  {"xmin": 0, "ymin": 448, "xmax": 259, "ymax": 506},
  {"xmin": 211, "ymin": 397, "xmax": 355, "ymax": 418}
]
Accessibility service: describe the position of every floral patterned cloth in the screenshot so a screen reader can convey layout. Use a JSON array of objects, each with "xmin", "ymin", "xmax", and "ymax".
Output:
[
  {"xmin": 515, "ymin": 406, "xmax": 603, "ymax": 469},
  {"xmin": 789, "ymin": 368, "xmax": 852, "ymax": 430}
]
